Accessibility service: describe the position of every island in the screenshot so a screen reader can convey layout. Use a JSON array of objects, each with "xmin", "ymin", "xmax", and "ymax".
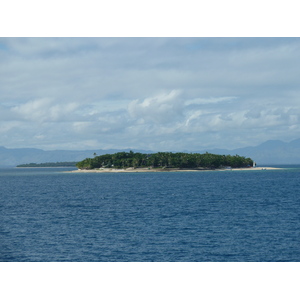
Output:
[
  {"xmin": 74, "ymin": 151, "xmax": 257, "ymax": 172},
  {"xmin": 17, "ymin": 162, "xmax": 78, "ymax": 167}
]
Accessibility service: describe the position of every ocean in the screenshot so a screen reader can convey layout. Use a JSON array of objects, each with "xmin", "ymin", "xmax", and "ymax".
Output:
[{"xmin": 1, "ymin": 166, "xmax": 299, "ymax": 262}]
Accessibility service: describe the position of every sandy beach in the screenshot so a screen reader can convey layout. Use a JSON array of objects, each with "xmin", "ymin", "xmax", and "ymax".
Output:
[
  {"xmin": 220, "ymin": 167, "xmax": 280, "ymax": 171},
  {"xmin": 67, "ymin": 166, "xmax": 281, "ymax": 173}
]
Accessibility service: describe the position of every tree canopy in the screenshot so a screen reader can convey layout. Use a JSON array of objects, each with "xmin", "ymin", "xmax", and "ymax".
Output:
[
  {"xmin": 76, "ymin": 151, "xmax": 253, "ymax": 170},
  {"xmin": 17, "ymin": 162, "xmax": 78, "ymax": 167}
]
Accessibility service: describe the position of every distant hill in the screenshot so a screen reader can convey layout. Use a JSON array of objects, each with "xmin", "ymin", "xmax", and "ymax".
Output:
[
  {"xmin": 0, "ymin": 147, "xmax": 153, "ymax": 167},
  {"xmin": 1, "ymin": 138, "xmax": 300, "ymax": 166},
  {"xmin": 200, "ymin": 138, "xmax": 300, "ymax": 164}
]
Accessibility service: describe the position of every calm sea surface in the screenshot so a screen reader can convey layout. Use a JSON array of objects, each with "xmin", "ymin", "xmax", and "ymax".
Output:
[{"xmin": 1, "ymin": 166, "xmax": 299, "ymax": 261}]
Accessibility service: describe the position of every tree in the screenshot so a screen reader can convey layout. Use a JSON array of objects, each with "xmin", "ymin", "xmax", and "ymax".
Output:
[{"xmin": 76, "ymin": 151, "xmax": 253, "ymax": 170}]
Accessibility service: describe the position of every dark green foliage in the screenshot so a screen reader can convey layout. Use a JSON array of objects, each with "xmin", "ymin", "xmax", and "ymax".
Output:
[
  {"xmin": 76, "ymin": 151, "xmax": 253, "ymax": 170},
  {"xmin": 17, "ymin": 162, "xmax": 78, "ymax": 167}
]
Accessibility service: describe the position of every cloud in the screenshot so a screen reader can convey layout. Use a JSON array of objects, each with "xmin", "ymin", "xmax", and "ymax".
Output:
[
  {"xmin": 11, "ymin": 98, "xmax": 79, "ymax": 122},
  {"xmin": 185, "ymin": 97, "xmax": 237, "ymax": 106},
  {"xmin": 1, "ymin": 38, "xmax": 300, "ymax": 151},
  {"xmin": 128, "ymin": 90, "xmax": 183, "ymax": 124}
]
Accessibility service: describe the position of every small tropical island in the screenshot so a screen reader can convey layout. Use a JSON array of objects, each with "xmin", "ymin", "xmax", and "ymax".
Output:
[
  {"xmin": 74, "ymin": 151, "xmax": 259, "ymax": 172},
  {"xmin": 17, "ymin": 162, "xmax": 78, "ymax": 167}
]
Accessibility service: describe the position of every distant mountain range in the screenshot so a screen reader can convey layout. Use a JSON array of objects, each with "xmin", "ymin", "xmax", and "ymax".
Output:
[
  {"xmin": 1, "ymin": 138, "xmax": 300, "ymax": 166},
  {"xmin": 200, "ymin": 138, "xmax": 300, "ymax": 165},
  {"xmin": 0, "ymin": 147, "xmax": 152, "ymax": 167}
]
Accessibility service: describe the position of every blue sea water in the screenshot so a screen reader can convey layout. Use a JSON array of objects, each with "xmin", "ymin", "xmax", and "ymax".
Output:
[{"xmin": 0, "ymin": 166, "xmax": 299, "ymax": 262}]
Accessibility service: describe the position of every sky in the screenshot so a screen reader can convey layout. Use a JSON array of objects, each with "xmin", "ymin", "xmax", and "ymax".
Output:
[{"xmin": 1, "ymin": 37, "xmax": 300, "ymax": 151}]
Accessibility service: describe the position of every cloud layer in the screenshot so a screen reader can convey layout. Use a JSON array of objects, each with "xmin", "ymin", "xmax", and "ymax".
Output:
[{"xmin": 1, "ymin": 37, "xmax": 300, "ymax": 151}]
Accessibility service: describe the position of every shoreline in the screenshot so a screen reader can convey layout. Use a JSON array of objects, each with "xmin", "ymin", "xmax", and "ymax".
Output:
[{"xmin": 66, "ymin": 166, "xmax": 282, "ymax": 173}]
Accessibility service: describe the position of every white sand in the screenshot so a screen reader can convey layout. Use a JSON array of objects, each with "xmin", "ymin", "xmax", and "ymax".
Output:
[
  {"xmin": 67, "ymin": 166, "xmax": 282, "ymax": 173},
  {"xmin": 219, "ymin": 167, "xmax": 280, "ymax": 171}
]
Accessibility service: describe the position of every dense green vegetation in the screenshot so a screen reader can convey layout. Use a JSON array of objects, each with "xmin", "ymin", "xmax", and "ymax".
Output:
[
  {"xmin": 17, "ymin": 162, "xmax": 78, "ymax": 167},
  {"xmin": 76, "ymin": 151, "xmax": 253, "ymax": 170}
]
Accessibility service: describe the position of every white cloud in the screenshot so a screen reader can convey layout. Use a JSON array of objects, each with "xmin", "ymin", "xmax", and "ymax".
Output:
[
  {"xmin": 128, "ymin": 90, "xmax": 183, "ymax": 124},
  {"xmin": 185, "ymin": 97, "xmax": 237, "ymax": 106},
  {"xmin": 1, "ymin": 38, "xmax": 300, "ymax": 150},
  {"xmin": 11, "ymin": 98, "xmax": 79, "ymax": 122}
]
